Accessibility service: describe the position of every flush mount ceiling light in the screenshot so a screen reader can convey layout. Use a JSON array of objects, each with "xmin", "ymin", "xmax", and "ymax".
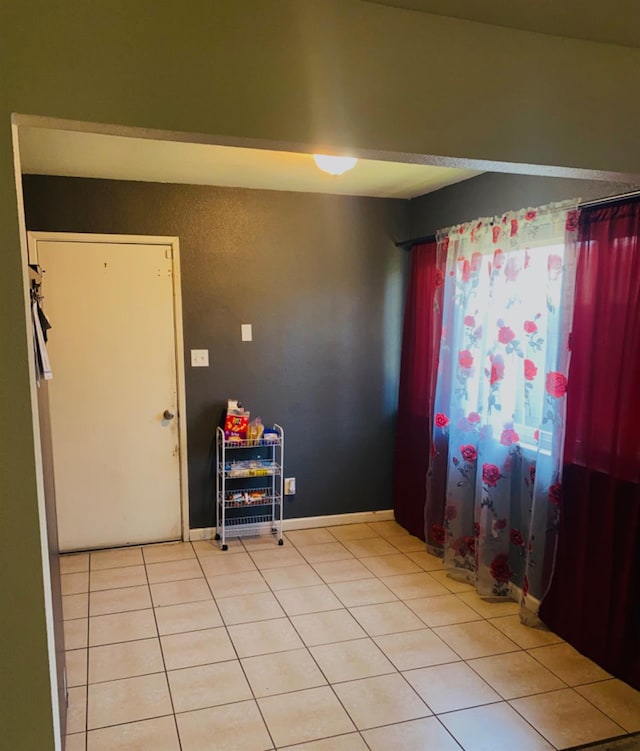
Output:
[{"xmin": 312, "ymin": 154, "xmax": 358, "ymax": 175}]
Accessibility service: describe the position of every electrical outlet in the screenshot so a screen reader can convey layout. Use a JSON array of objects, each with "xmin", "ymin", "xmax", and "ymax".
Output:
[
  {"xmin": 190, "ymin": 349, "xmax": 209, "ymax": 367},
  {"xmin": 284, "ymin": 477, "xmax": 296, "ymax": 495}
]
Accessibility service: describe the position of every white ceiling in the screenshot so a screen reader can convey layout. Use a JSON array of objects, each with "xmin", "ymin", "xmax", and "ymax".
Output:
[{"xmin": 18, "ymin": 127, "xmax": 481, "ymax": 200}]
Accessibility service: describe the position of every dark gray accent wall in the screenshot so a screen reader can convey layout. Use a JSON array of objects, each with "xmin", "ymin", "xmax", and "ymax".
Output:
[
  {"xmin": 409, "ymin": 173, "xmax": 640, "ymax": 238},
  {"xmin": 22, "ymin": 176, "xmax": 410, "ymax": 529}
]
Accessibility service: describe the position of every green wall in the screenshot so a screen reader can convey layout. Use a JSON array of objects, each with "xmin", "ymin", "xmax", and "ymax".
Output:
[{"xmin": 2, "ymin": 1, "xmax": 640, "ymax": 747}]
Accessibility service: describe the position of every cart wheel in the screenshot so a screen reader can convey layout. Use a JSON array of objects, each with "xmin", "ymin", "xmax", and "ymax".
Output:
[
  {"xmin": 214, "ymin": 533, "xmax": 221, "ymax": 541},
  {"xmin": 278, "ymin": 538, "xmax": 284, "ymax": 546},
  {"xmin": 222, "ymin": 544, "xmax": 228, "ymax": 551}
]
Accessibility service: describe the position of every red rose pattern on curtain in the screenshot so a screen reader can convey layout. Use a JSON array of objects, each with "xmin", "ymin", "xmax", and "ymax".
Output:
[{"xmin": 426, "ymin": 201, "xmax": 579, "ymax": 620}]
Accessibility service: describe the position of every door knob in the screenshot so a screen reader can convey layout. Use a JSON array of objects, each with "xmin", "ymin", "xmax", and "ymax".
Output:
[{"xmin": 163, "ymin": 410, "xmax": 175, "ymax": 420}]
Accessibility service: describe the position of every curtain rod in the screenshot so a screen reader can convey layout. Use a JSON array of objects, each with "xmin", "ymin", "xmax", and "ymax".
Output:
[
  {"xmin": 394, "ymin": 188, "xmax": 640, "ymax": 250},
  {"xmin": 578, "ymin": 187, "xmax": 640, "ymax": 209}
]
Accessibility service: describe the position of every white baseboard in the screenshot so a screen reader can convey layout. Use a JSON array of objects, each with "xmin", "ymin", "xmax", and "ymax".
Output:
[
  {"xmin": 283, "ymin": 509, "xmax": 395, "ymax": 531},
  {"xmin": 189, "ymin": 527, "xmax": 219, "ymax": 541},
  {"xmin": 510, "ymin": 582, "xmax": 542, "ymax": 620},
  {"xmin": 189, "ymin": 509, "xmax": 395, "ymax": 541}
]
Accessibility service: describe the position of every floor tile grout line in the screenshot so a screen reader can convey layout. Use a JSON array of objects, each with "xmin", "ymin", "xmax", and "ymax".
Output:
[
  {"xmin": 278, "ymin": 601, "xmax": 377, "ymax": 743},
  {"xmin": 251, "ymin": 534, "xmax": 392, "ymax": 745},
  {"xmin": 78, "ymin": 711, "xmax": 177, "ymax": 737},
  {"xmin": 75, "ymin": 667, "xmax": 169, "ymax": 689},
  {"xmin": 264, "ymin": 544, "xmax": 444, "ymax": 743},
  {"xmin": 75, "ymin": 554, "xmax": 185, "ymax": 744},
  {"xmin": 510, "ymin": 689, "xmax": 627, "ymax": 733},
  {"xmin": 143, "ymin": 543, "xmax": 184, "ymax": 751},
  {"xmin": 567, "ymin": 675, "xmax": 640, "ymax": 688},
  {"xmin": 191, "ymin": 538, "xmax": 280, "ymax": 751},
  {"xmin": 429, "ymin": 620, "xmax": 523, "ymax": 662},
  {"xmin": 504, "ymin": 677, "xmax": 628, "ymax": 749},
  {"xmin": 298, "ymin": 543, "xmax": 570, "ymax": 737},
  {"xmin": 86, "ymin": 625, "xmax": 165, "ymax": 650},
  {"xmin": 504, "ymin": 694, "xmax": 564, "ymax": 750},
  {"xmin": 430, "ymin": 697, "xmax": 512, "ymax": 717},
  {"xmin": 69, "ymin": 580, "xmax": 153, "ymax": 597},
  {"xmin": 326, "ymin": 579, "xmax": 399, "ymax": 610},
  {"xmin": 431, "ymin": 715, "xmax": 467, "ymax": 751},
  {"xmin": 358, "ymin": 728, "xmax": 377, "ymax": 751},
  {"xmin": 524, "ymin": 642, "xmax": 604, "ymax": 686},
  {"xmin": 64, "ymin": 531, "xmax": 640, "ymax": 750},
  {"xmin": 81, "ymin": 551, "xmax": 92, "ymax": 750},
  {"xmin": 462, "ymin": 649, "xmax": 571, "ymax": 702},
  {"xmin": 89, "ymin": 560, "xmax": 145, "ymax": 571},
  {"xmin": 272, "ymin": 729, "xmax": 374, "ymax": 751},
  {"xmin": 409, "ymin": 621, "xmax": 479, "ymax": 664},
  {"xmin": 77, "ymin": 686, "xmax": 494, "ymax": 742},
  {"xmin": 312, "ymin": 572, "xmax": 378, "ymax": 585},
  {"xmin": 74, "ymin": 638, "xmax": 596, "ymax": 699},
  {"xmin": 512, "ymin": 685, "xmax": 631, "ymax": 738},
  {"xmin": 85, "ymin": 605, "xmax": 161, "ymax": 688},
  {"xmin": 274, "ymin": 538, "xmax": 452, "ymax": 644},
  {"xmin": 296, "ymin": 546, "xmax": 355, "ymax": 567}
]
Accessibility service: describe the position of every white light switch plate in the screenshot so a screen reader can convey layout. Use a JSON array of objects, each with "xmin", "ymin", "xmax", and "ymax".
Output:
[
  {"xmin": 241, "ymin": 324, "xmax": 253, "ymax": 342},
  {"xmin": 191, "ymin": 349, "xmax": 209, "ymax": 367}
]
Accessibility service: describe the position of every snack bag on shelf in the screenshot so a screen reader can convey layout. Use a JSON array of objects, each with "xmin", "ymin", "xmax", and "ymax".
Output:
[
  {"xmin": 224, "ymin": 399, "xmax": 250, "ymax": 440},
  {"xmin": 246, "ymin": 417, "xmax": 264, "ymax": 446}
]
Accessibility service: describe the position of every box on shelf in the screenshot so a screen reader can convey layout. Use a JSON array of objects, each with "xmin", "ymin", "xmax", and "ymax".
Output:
[{"xmin": 224, "ymin": 399, "xmax": 250, "ymax": 440}]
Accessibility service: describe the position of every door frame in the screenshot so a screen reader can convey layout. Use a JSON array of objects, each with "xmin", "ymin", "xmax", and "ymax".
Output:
[{"xmin": 27, "ymin": 231, "xmax": 190, "ymax": 543}]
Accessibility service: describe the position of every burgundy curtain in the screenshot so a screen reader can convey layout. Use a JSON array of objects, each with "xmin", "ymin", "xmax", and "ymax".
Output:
[
  {"xmin": 393, "ymin": 241, "xmax": 443, "ymax": 539},
  {"xmin": 540, "ymin": 199, "xmax": 640, "ymax": 690}
]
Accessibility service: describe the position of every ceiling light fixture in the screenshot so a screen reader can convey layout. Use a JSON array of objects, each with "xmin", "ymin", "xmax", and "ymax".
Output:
[{"xmin": 312, "ymin": 154, "xmax": 358, "ymax": 176}]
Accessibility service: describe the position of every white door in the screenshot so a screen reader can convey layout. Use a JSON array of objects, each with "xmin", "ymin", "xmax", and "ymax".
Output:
[{"xmin": 36, "ymin": 238, "xmax": 183, "ymax": 551}]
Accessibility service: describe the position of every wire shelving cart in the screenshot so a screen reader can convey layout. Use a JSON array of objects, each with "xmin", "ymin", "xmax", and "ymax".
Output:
[{"xmin": 215, "ymin": 424, "xmax": 284, "ymax": 550}]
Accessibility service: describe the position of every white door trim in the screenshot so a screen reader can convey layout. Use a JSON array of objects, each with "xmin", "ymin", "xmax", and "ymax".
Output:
[{"xmin": 27, "ymin": 231, "xmax": 190, "ymax": 543}]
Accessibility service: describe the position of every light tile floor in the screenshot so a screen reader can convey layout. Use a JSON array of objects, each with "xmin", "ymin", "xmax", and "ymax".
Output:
[{"xmin": 59, "ymin": 520, "xmax": 640, "ymax": 750}]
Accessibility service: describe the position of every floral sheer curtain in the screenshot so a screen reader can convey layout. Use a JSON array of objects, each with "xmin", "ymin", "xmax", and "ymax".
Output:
[{"xmin": 425, "ymin": 201, "xmax": 579, "ymax": 619}]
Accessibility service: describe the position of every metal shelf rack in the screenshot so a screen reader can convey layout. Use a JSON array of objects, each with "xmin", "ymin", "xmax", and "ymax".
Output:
[{"xmin": 215, "ymin": 424, "xmax": 284, "ymax": 550}]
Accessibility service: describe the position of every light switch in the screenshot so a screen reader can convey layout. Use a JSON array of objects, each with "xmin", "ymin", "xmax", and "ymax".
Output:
[
  {"xmin": 191, "ymin": 349, "xmax": 209, "ymax": 367},
  {"xmin": 241, "ymin": 324, "xmax": 253, "ymax": 342}
]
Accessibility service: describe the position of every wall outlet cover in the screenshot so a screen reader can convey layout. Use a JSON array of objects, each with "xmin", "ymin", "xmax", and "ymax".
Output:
[
  {"xmin": 241, "ymin": 323, "xmax": 253, "ymax": 342},
  {"xmin": 284, "ymin": 477, "xmax": 296, "ymax": 495},
  {"xmin": 191, "ymin": 349, "xmax": 209, "ymax": 367}
]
